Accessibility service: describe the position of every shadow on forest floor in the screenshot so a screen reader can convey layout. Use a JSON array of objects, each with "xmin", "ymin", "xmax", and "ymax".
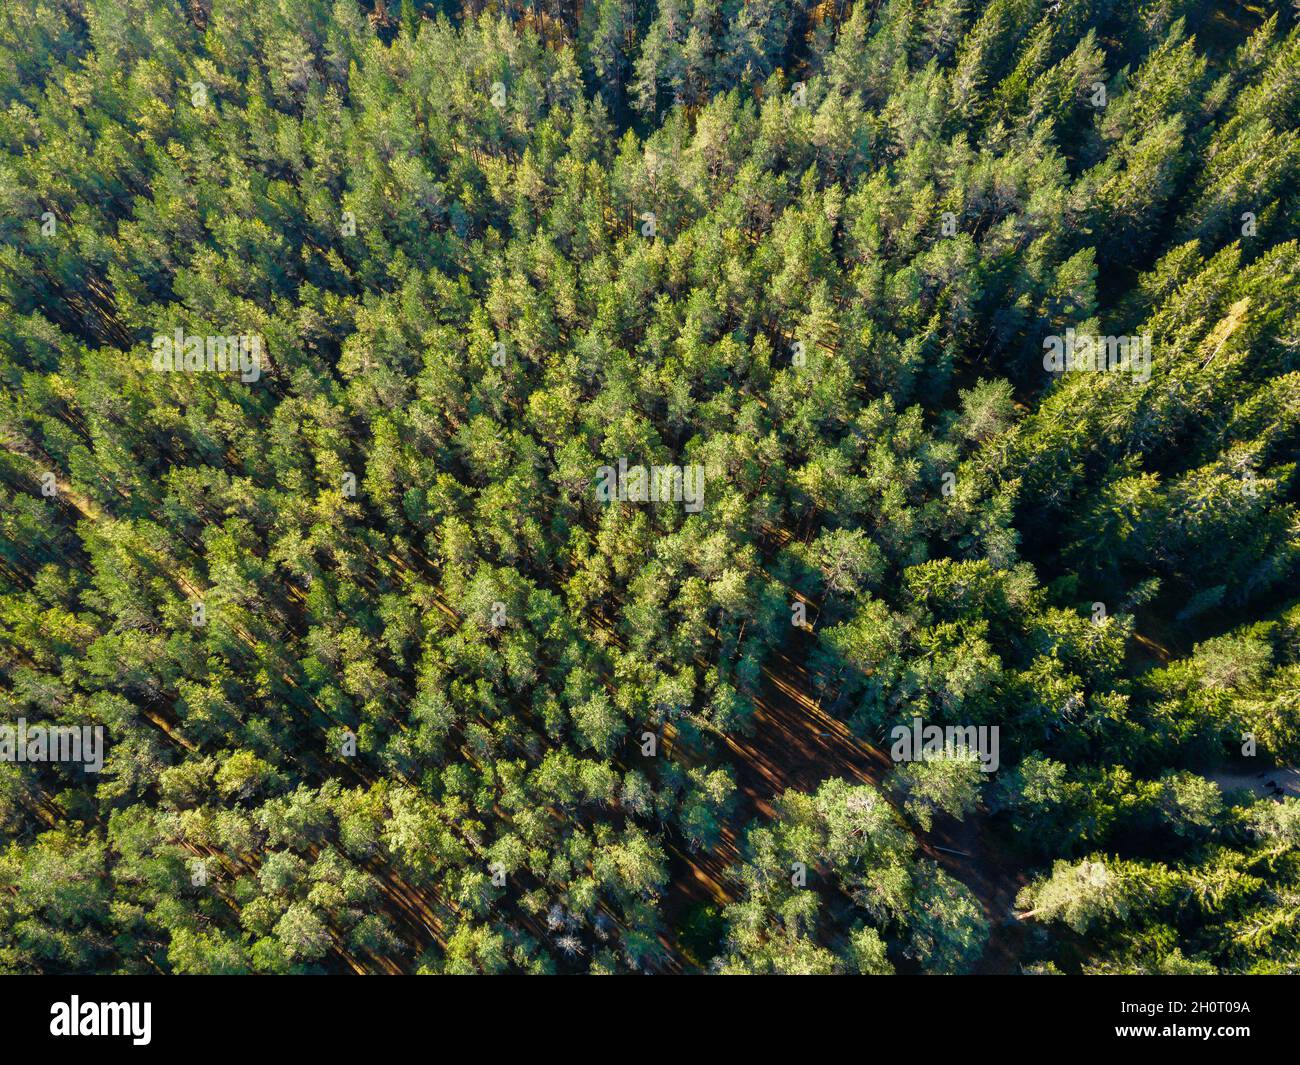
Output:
[{"xmin": 658, "ymin": 628, "xmax": 1028, "ymax": 973}]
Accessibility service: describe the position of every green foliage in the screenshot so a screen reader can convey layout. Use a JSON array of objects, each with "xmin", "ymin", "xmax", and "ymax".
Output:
[{"xmin": 0, "ymin": 0, "xmax": 1295, "ymax": 976}]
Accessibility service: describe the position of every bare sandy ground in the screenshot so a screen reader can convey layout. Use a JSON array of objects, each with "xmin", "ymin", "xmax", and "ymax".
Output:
[{"xmin": 1206, "ymin": 766, "xmax": 1300, "ymax": 798}]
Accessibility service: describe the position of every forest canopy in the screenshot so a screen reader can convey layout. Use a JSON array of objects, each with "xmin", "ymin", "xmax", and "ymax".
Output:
[{"xmin": 0, "ymin": 0, "xmax": 1298, "ymax": 975}]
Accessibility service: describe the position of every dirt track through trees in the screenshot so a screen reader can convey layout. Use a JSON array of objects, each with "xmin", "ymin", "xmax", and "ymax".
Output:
[{"xmin": 660, "ymin": 628, "xmax": 1026, "ymax": 973}]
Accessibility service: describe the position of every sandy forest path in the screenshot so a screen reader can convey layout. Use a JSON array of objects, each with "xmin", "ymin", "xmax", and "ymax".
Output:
[{"xmin": 658, "ymin": 627, "xmax": 1026, "ymax": 973}]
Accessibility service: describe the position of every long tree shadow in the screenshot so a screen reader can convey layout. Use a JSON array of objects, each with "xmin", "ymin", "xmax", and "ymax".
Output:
[{"xmin": 661, "ymin": 624, "xmax": 1029, "ymax": 973}]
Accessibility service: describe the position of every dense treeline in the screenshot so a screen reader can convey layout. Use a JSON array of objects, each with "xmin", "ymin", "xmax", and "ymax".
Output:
[{"xmin": 0, "ymin": 0, "xmax": 1296, "ymax": 974}]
